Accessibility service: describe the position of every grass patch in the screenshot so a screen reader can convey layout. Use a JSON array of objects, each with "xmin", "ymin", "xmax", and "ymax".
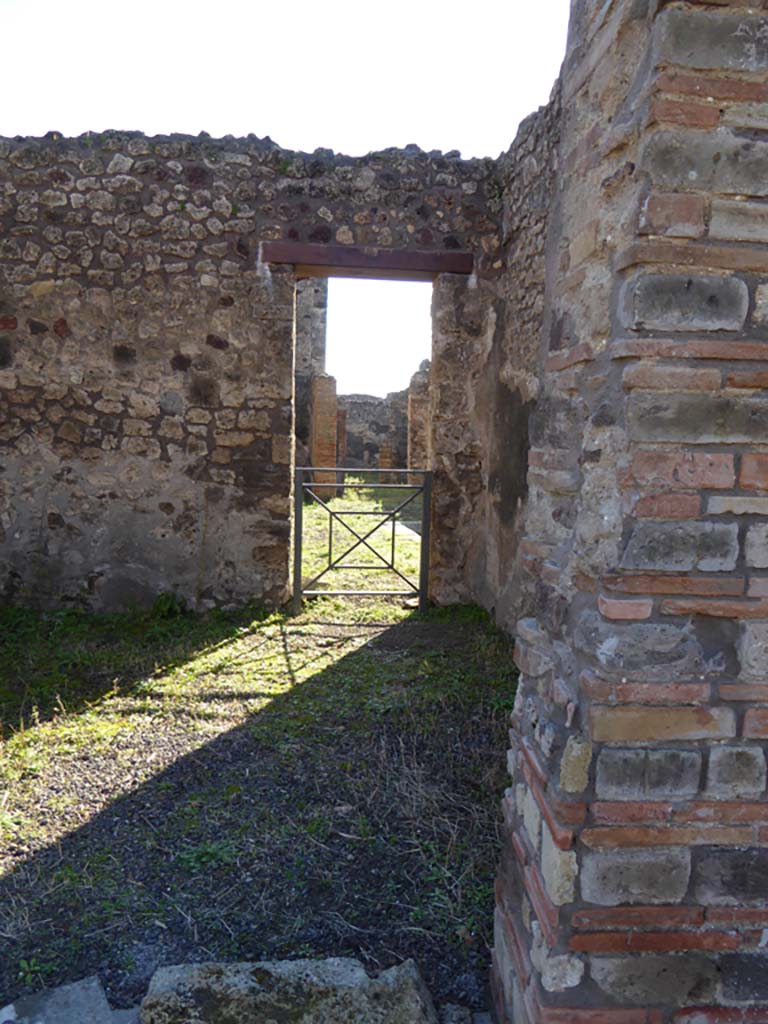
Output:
[{"xmin": 0, "ymin": 485, "xmax": 516, "ymax": 1011}]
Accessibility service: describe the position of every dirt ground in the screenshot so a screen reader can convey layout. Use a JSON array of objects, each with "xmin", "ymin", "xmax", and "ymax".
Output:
[{"xmin": 0, "ymin": 598, "xmax": 516, "ymax": 1010}]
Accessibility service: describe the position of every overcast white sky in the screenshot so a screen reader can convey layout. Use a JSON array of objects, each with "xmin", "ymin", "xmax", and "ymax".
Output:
[{"xmin": 1, "ymin": 0, "xmax": 571, "ymax": 395}]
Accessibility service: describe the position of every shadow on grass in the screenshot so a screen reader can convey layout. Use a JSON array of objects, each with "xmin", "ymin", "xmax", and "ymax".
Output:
[
  {"xmin": 0, "ymin": 604, "xmax": 516, "ymax": 1012},
  {"xmin": 0, "ymin": 602, "xmax": 267, "ymax": 736}
]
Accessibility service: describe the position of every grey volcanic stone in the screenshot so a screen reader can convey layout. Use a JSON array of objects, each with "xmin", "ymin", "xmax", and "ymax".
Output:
[
  {"xmin": 621, "ymin": 274, "xmax": 748, "ymax": 333},
  {"xmin": 621, "ymin": 521, "xmax": 738, "ymax": 573},
  {"xmin": 139, "ymin": 957, "xmax": 438, "ymax": 1023},
  {"xmin": 591, "ymin": 955, "xmax": 717, "ymax": 1007},
  {"xmin": 581, "ymin": 848, "xmax": 691, "ymax": 906},
  {"xmin": 0, "ymin": 976, "xmax": 112, "ymax": 1024},
  {"xmin": 643, "ymin": 130, "xmax": 768, "ymax": 198},
  {"xmin": 656, "ymin": 10, "xmax": 768, "ymax": 72}
]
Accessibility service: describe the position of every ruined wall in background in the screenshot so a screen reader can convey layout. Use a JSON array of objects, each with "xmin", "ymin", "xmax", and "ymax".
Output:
[
  {"xmin": 294, "ymin": 277, "xmax": 327, "ymax": 458},
  {"xmin": 0, "ymin": 134, "xmax": 497, "ymax": 610},
  {"xmin": 338, "ymin": 390, "xmax": 408, "ymax": 468},
  {"xmin": 494, "ymin": 2, "xmax": 768, "ymax": 1021}
]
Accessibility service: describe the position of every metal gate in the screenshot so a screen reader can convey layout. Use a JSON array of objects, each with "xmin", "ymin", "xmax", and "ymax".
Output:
[{"xmin": 292, "ymin": 467, "xmax": 432, "ymax": 614}]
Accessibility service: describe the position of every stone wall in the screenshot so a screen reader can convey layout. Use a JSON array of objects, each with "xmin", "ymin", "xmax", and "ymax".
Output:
[
  {"xmin": 493, "ymin": 2, "xmax": 768, "ymax": 1021},
  {"xmin": 0, "ymin": 133, "xmax": 498, "ymax": 609},
  {"xmin": 338, "ymin": 390, "xmax": 408, "ymax": 468},
  {"xmin": 407, "ymin": 359, "xmax": 431, "ymax": 479},
  {"xmin": 294, "ymin": 277, "xmax": 327, "ymax": 457},
  {"xmin": 427, "ymin": 92, "xmax": 561, "ymax": 609}
]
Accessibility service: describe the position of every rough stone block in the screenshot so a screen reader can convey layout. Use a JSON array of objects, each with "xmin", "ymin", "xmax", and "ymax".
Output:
[
  {"xmin": 656, "ymin": 9, "xmax": 768, "ymax": 73},
  {"xmin": 523, "ymin": 785, "xmax": 542, "ymax": 852},
  {"xmin": 741, "ymin": 454, "xmax": 768, "ymax": 492},
  {"xmin": 595, "ymin": 748, "xmax": 645, "ymax": 799},
  {"xmin": 710, "ymin": 200, "xmax": 768, "ymax": 244},
  {"xmin": 592, "ymin": 706, "xmax": 735, "ymax": 744},
  {"xmin": 541, "ymin": 820, "xmax": 577, "ymax": 907},
  {"xmin": 746, "ymin": 525, "xmax": 768, "ymax": 569},
  {"xmin": 721, "ymin": 954, "xmax": 768, "ymax": 1003},
  {"xmin": 575, "ymin": 613, "xmax": 705, "ymax": 682},
  {"xmin": 724, "ymin": 102, "xmax": 768, "ymax": 131},
  {"xmin": 581, "ymin": 848, "xmax": 691, "ymax": 906},
  {"xmin": 559, "ymin": 736, "xmax": 592, "ymax": 794},
  {"xmin": 756, "ymin": 283, "xmax": 768, "ymax": 325},
  {"xmin": 639, "ymin": 193, "xmax": 706, "ymax": 239},
  {"xmin": 739, "ymin": 622, "xmax": 768, "ymax": 681},
  {"xmin": 620, "ymin": 273, "xmax": 748, "ymax": 333},
  {"xmin": 707, "ymin": 746, "xmax": 767, "ymax": 799},
  {"xmin": 694, "ymin": 848, "xmax": 768, "ymax": 905},
  {"xmin": 0, "ymin": 976, "xmax": 113, "ymax": 1024},
  {"xmin": 591, "ymin": 954, "xmax": 717, "ymax": 1007},
  {"xmin": 642, "ymin": 130, "xmax": 768, "ymax": 198},
  {"xmin": 629, "ymin": 394, "xmax": 768, "ymax": 446},
  {"xmin": 646, "ymin": 749, "xmax": 703, "ymax": 798},
  {"xmin": 708, "ymin": 496, "xmax": 768, "ymax": 516},
  {"xmin": 629, "ymin": 451, "xmax": 734, "ymax": 490},
  {"xmin": 140, "ymin": 958, "xmax": 438, "ymax": 1024},
  {"xmin": 621, "ymin": 521, "xmax": 739, "ymax": 573}
]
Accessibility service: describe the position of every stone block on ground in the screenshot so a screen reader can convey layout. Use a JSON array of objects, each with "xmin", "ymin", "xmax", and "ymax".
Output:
[
  {"xmin": 140, "ymin": 957, "xmax": 438, "ymax": 1023},
  {"xmin": 0, "ymin": 976, "xmax": 113, "ymax": 1024}
]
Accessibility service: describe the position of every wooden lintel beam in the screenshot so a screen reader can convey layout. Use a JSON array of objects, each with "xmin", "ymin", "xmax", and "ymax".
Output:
[{"xmin": 260, "ymin": 241, "xmax": 474, "ymax": 280}]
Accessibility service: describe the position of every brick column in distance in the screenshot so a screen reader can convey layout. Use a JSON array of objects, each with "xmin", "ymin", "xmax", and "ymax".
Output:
[{"xmin": 308, "ymin": 373, "xmax": 337, "ymax": 497}]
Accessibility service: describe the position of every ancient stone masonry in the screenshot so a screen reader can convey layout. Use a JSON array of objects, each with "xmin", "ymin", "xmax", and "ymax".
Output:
[
  {"xmin": 494, "ymin": 2, "xmax": 768, "ymax": 1022},
  {"xmin": 294, "ymin": 277, "xmax": 327, "ymax": 461},
  {"xmin": 428, "ymin": 88, "xmax": 561, "ymax": 608},
  {"xmin": 408, "ymin": 359, "xmax": 432, "ymax": 481},
  {"xmin": 6, "ymin": 2, "xmax": 768, "ymax": 1019},
  {"xmin": 0, "ymin": 134, "xmax": 498, "ymax": 609},
  {"xmin": 337, "ymin": 390, "xmax": 408, "ymax": 469}
]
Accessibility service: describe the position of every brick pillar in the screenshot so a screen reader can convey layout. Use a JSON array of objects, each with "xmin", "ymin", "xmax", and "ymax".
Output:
[
  {"xmin": 494, "ymin": 3, "xmax": 768, "ymax": 1022},
  {"xmin": 378, "ymin": 440, "xmax": 395, "ymax": 484},
  {"xmin": 309, "ymin": 373, "xmax": 337, "ymax": 496},
  {"xmin": 336, "ymin": 407, "xmax": 347, "ymax": 469}
]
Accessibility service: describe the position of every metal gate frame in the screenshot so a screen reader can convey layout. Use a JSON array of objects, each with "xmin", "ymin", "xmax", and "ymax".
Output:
[{"xmin": 292, "ymin": 467, "xmax": 432, "ymax": 614}]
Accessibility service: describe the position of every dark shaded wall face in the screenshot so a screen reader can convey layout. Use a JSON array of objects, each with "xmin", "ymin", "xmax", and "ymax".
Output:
[
  {"xmin": 436, "ymin": 89, "xmax": 562, "ymax": 627},
  {"xmin": 0, "ymin": 134, "xmax": 499, "ymax": 610}
]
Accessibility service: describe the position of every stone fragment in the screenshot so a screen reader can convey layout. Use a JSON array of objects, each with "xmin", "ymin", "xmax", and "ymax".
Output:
[
  {"xmin": 621, "ymin": 521, "xmax": 738, "ymax": 573},
  {"xmin": 581, "ymin": 848, "xmax": 691, "ymax": 906},
  {"xmin": 620, "ymin": 273, "xmax": 748, "ymax": 333},
  {"xmin": 0, "ymin": 976, "xmax": 113, "ymax": 1024},
  {"xmin": 707, "ymin": 746, "xmax": 767, "ymax": 799},
  {"xmin": 140, "ymin": 958, "xmax": 438, "ymax": 1024},
  {"xmin": 591, "ymin": 955, "xmax": 717, "ymax": 1007}
]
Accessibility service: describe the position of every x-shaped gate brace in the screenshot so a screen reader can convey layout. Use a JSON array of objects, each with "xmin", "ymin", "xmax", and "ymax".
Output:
[{"xmin": 292, "ymin": 467, "xmax": 432, "ymax": 614}]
